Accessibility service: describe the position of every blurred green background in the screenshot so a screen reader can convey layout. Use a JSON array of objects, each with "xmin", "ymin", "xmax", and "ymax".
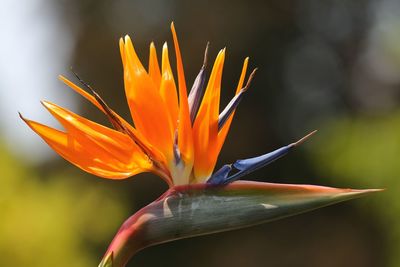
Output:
[{"xmin": 1, "ymin": 0, "xmax": 399, "ymax": 266}]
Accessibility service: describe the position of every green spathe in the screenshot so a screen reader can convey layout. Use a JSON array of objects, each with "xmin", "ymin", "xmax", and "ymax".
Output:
[{"xmin": 99, "ymin": 181, "xmax": 380, "ymax": 267}]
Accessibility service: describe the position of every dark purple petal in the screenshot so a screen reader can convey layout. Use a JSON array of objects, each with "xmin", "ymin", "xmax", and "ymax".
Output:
[
  {"xmin": 218, "ymin": 68, "xmax": 257, "ymax": 131},
  {"xmin": 188, "ymin": 43, "xmax": 209, "ymax": 124},
  {"xmin": 218, "ymin": 89, "xmax": 246, "ymax": 130},
  {"xmin": 173, "ymin": 130, "xmax": 181, "ymax": 164}
]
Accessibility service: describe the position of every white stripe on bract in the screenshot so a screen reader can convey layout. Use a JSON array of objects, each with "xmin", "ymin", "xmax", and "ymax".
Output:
[{"xmin": 261, "ymin": 203, "xmax": 278, "ymax": 209}]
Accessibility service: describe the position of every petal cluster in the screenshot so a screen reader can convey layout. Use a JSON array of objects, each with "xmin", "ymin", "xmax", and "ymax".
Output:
[
  {"xmin": 21, "ymin": 23, "xmax": 252, "ymax": 186},
  {"xmin": 21, "ymin": 24, "xmax": 381, "ymax": 267}
]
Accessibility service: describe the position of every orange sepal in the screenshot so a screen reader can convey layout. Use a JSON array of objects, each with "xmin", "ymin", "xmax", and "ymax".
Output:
[
  {"xmin": 148, "ymin": 42, "xmax": 161, "ymax": 89},
  {"xmin": 160, "ymin": 42, "xmax": 179, "ymax": 131},
  {"xmin": 171, "ymin": 23, "xmax": 194, "ymax": 169},
  {"xmin": 58, "ymin": 75, "xmax": 103, "ymax": 111},
  {"xmin": 121, "ymin": 36, "xmax": 174, "ymax": 162},
  {"xmin": 58, "ymin": 75, "xmax": 160, "ymax": 160},
  {"xmin": 193, "ymin": 49, "xmax": 226, "ymax": 181},
  {"xmin": 217, "ymin": 57, "xmax": 249, "ymax": 153},
  {"xmin": 20, "ymin": 108, "xmax": 151, "ymax": 179}
]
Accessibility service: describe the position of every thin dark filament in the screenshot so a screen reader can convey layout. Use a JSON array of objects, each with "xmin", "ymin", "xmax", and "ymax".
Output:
[
  {"xmin": 70, "ymin": 70, "xmax": 171, "ymax": 178},
  {"xmin": 218, "ymin": 68, "xmax": 257, "ymax": 131}
]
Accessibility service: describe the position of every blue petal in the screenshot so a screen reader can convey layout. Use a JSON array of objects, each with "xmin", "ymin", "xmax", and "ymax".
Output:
[
  {"xmin": 207, "ymin": 164, "xmax": 232, "ymax": 185},
  {"xmin": 207, "ymin": 130, "xmax": 317, "ymax": 185},
  {"xmin": 224, "ymin": 145, "xmax": 292, "ymax": 184}
]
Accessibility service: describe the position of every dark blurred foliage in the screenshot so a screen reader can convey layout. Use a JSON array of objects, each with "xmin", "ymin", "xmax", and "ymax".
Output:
[{"xmin": 3, "ymin": 0, "xmax": 400, "ymax": 266}]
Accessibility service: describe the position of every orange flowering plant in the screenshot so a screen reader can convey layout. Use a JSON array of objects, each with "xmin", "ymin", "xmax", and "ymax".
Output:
[{"xmin": 21, "ymin": 23, "xmax": 380, "ymax": 267}]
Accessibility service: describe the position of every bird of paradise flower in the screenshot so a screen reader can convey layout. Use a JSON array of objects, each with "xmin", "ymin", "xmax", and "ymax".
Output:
[{"xmin": 20, "ymin": 23, "xmax": 380, "ymax": 267}]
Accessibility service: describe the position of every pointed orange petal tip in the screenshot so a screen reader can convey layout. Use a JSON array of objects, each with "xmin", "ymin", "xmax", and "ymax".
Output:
[
  {"xmin": 57, "ymin": 74, "xmax": 104, "ymax": 111},
  {"xmin": 40, "ymin": 100, "xmax": 55, "ymax": 110},
  {"xmin": 119, "ymin": 37, "xmax": 125, "ymax": 48},
  {"xmin": 18, "ymin": 111, "xmax": 27, "ymax": 122},
  {"xmin": 119, "ymin": 37, "xmax": 125, "ymax": 49},
  {"xmin": 162, "ymin": 42, "xmax": 168, "ymax": 54},
  {"xmin": 58, "ymin": 74, "xmax": 71, "ymax": 85},
  {"xmin": 161, "ymin": 42, "xmax": 171, "ymax": 72},
  {"xmin": 148, "ymin": 41, "xmax": 161, "ymax": 86},
  {"xmin": 19, "ymin": 112, "xmax": 42, "ymax": 135}
]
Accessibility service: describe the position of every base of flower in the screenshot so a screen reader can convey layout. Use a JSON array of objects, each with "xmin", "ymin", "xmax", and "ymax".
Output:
[{"xmin": 99, "ymin": 181, "xmax": 380, "ymax": 267}]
